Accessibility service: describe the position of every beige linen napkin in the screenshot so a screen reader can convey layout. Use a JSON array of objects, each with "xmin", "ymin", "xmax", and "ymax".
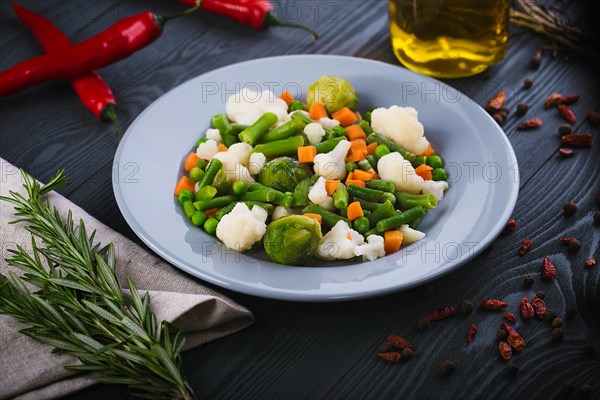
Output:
[{"xmin": 0, "ymin": 158, "xmax": 254, "ymax": 400}]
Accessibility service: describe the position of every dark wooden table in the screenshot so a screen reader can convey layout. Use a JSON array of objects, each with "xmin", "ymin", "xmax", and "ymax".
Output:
[{"xmin": 1, "ymin": 1, "xmax": 599, "ymax": 399}]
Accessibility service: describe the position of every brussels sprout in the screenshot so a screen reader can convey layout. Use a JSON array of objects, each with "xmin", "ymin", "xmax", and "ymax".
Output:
[
  {"xmin": 264, "ymin": 215, "xmax": 322, "ymax": 265},
  {"xmin": 306, "ymin": 76, "xmax": 359, "ymax": 114},
  {"xmin": 258, "ymin": 157, "xmax": 312, "ymax": 193}
]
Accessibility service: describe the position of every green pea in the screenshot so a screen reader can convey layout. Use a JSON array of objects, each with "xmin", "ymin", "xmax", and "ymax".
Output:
[
  {"xmin": 178, "ymin": 189, "xmax": 193, "ymax": 204},
  {"xmin": 374, "ymin": 145, "xmax": 390, "ymax": 159},
  {"xmin": 345, "ymin": 162, "xmax": 357, "ymax": 172},
  {"xmin": 427, "ymin": 155, "xmax": 444, "ymax": 169},
  {"xmin": 289, "ymin": 100, "xmax": 305, "ymax": 112},
  {"xmin": 197, "ymin": 158, "xmax": 207, "ymax": 170},
  {"xmin": 412, "ymin": 156, "xmax": 427, "ymax": 168},
  {"xmin": 353, "ymin": 217, "xmax": 370, "ymax": 234},
  {"xmin": 363, "ymin": 111, "xmax": 372, "ymax": 122},
  {"xmin": 332, "ymin": 126, "xmax": 347, "ymax": 137},
  {"xmin": 203, "ymin": 218, "xmax": 219, "ymax": 236},
  {"xmin": 432, "ymin": 168, "xmax": 448, "ymax": 181},
  {"xmin": 232, "ymin": 181, "xmax": 248, "ymax": 196},
  {"xmin": 191, "ymin": 211, "xmax": 207, "ymax": 227},
  {"xmin": 189, "ymin": 167, "xmax": 204, "ymax": 182}
]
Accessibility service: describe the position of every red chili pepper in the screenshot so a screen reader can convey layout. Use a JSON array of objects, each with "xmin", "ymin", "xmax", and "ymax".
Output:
[
  {"xmin": 176, "ymin": 0, "xmax": 318, "ymax": 38},
  {"xmin": 0, "ymin": 2, "xmax": 201, "ymax": 97},
  {"xmin": 502, "ymin": 218, "xmax": 518, "ymax": 234},
  {"xmin": 502, "ymin": 323, "xmax": 525, "ymax": 351},
  {"xmin": 520, "ymin": 297, "xmax": 534, "ymax": 319},
  {"xmin": 559, "ymin": 94, "xmax": 580, "ymax": 106},
  {"xmin": 561, "ymin": 133, "xmax": 593, "ymax": 147},
  {"xmin": 426, "ymin": 305, "xmax": 456, "ymax": 321},
  {"xmin": 485, "ymin": 90, "xmax": 506, "ymax": 113},
  {"xmin": 557, "ymin": 105, "xmax": 577, "ymax": 124},
  {"xmin": 517, "ymin": 118, "xmax": 543, "ymax": 130},
  {"xmin": 541, "ymin": 257, "xmax": 557, "ymax": 281},
  {"xmin": 504, "ymin": 312, "xmax": 517, "ymax": 323},
  {"xmin": 13, "ymin": 2, "xmax": 119, "ymax": 131},
  {"xmin": 466, "ymin": 324, "xmax": 478, "ymax": 343},
  {"xmin": 377, "ymin": 351, "xmax": 401, "ymax": 363},
  {"xmin": 480, "ymin": 299, "xmax": 509, "ymax": 310},
  {"xmin": 587, "ymin": 111, "xmax": 600, "ymax": 125},
  {"xmin": 584, "ymin": 258, "xmax": 596, "ymax": 268},
  {"xmin": 387, "ymin": 334, "xmax": 415, "ymax": 350},
  {"xmin": 544, "ymin": 92, "xmax": 562, "ymax": 109},
  {"xmin": 531, "ymin": 297, "xmax": 546, "ymax": 319},
  {"xmin": 518, "ymin": 239, "xmax": 533, "ymax": 256},
  {"xmin": 498, "ymin": 341, "xmax": 512, "ymax": 360}
]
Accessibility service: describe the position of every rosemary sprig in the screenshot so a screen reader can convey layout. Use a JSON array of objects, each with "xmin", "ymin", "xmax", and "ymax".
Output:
[{"xmin": 0, "ymin": 169, "xmax": 195, "ymax": 400}]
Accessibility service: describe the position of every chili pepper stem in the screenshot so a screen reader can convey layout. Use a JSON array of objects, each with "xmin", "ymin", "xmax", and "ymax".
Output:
[
  {"xmin": 101, "ymin": 104, "xmax": 121, "ymax": 141},
  {"xmin": 263, "ymin": 13, "xmax": 318, "ymax": 40},
  {"xmin": 161, "ymin": 0, "xmax": 203, "ymax": 23}
]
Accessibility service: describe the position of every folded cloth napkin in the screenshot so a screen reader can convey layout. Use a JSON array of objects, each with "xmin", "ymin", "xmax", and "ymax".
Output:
[{"xmin": 0, "ymin": 158, "xmax": 254, "ymax": 400}]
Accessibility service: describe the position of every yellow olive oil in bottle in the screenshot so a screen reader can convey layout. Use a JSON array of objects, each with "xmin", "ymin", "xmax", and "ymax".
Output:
[{"xmin": 389, "ymin": 0, "xmax": 509, "ymax": 78}]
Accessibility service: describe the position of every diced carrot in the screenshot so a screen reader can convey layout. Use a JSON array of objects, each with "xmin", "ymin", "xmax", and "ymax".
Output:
[
  {"xmin": 366, "ymin": 142, "xmax": 378, "ymax": 155},
  {"xmin": 414, "ymin": 164, "xmax": 433, "ymax": 180},
  {"xmin": 205, "ymin": 208, "xmax": 220, "ymax": 219},
  {"xmin": 384, "ymin": 230, "xmax": 403, "ymax": 254},
  {"xmin": 303, "ymin": 213, "xmax": 323, "ymax": 224},
  {"xmin": 174, "ymin": 176, "xmax": 196, "ymax": 196},
  {"xmin": 309, "ymin": 102, "xmax": 328, "ymax": 120},
  {"xmin": 353, "ymin": 169, "xmax": 374, "ymax": 181},
  {"xmin": 347, "ymin": 201, "xmax": 364, "ymax": 221},
  {"xmin": 420, "ymin": 143, "xmax": 435, "ymax": 157},
  {"xmin": 368, "ymin": 169, "xmax": 380, "ymax": 179},
  {"xmin": 279, "ymin": 91, "xmax": 295, "ymax": 106},
  {"xmin": 298, "ymin": 145, "xmax": 317, "ymax": 163},
  {"xmin": 218, "ymin": 143, "xmax": 228, "ymax": 152},
  {"xmin": 325, "ymin": 180, "xmax": 340, "ymax": 196},
  {"xmin": 345, "ymin": 125, "xmax": 366, "ymax": 141},
  {"xmin": 350, "ymin": 139, "xmax": 368, "ymax": 155},
  {"xmin": 346, "ymin": 150, "xmax": 366, "ymax": 163},
  {"xmin": 346, "ymin": 179, "xmax": 366, "ymax": 187},
  {"xmin": 345, "ymin": 171, "xmax": 354, "ymax": 185},
  {"xmin": 184, "ymin": 152, "xmax": 200, "ymax": 172},
  {"xmin": 332, "ymin": 107, "xmax": 357, "ymax": 126},
  {"xmin": 301, "ymin": 102, "xmax": 308, "ymax": 110}
]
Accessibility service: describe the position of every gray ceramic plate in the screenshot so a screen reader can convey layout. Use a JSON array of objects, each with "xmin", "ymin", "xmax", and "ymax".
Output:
[{"xmin": 113, "ymin": 55, "xmax": 519, "ymax": 301}]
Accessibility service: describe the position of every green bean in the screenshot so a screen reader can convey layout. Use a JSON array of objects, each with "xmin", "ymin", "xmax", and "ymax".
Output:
[
  {"xmin": 196, "ymin": 138, "xmax": 208, "ymax": 146},
  {"xmin": 345, "ymin": 162, "xmax": 357, "ymax": 172},
  {"xmin": 193, "ymin": 195, "xmax": 238, "ymax": 211},
  {"xmin": 259, "ymin": 117, "xmax": 307, "ymax": 143},
  {"xmin": 289, "ymin": 100, "xmax": 305, "ymax": 112},
  {"xmin": 376, "ymin": 206, "xmax": 426, "ymax": 233},
  {"xmin": 302, "ymin": 204, "xmax": 349, "ymax": 228},
  {"xmin": 315, "ymin": 137, "xmax": 345, "ymax": 153},
  {"xmin": 353, "ymin": 217, "xmax": 370, "ymax": 234},
  {"xmin": 356, "ymin": 198, "xmax": 384, "ymax": 212},
  {"xmin": 242, "ymin": 190, "xmax": 277, "ymax": 203},
  {"xmin": 203, "ymin": 218, "xmax": 219, "ymax": 236},
  {"xmin": 363, "ymin": 228, "xmax": 380, "ymax": 237},
  {"xmin": 215, "ymin": 201, "xmax": 274, "ymax": 220},
  {"xmin": 409, "ymin": 214, "xmax": 424, "ymax": 230},
  {"xmin": 198, "ymin": 158, "xmax": 223, "ymax": 189},
  {"xmin": 292, "ymin": 175, "xmax": 319, "ymax": 207},
  {"xmin": 191, "ymin": 211, "xmax": 207, "ymax": 227},
  {"xmin": 239, "ymin": 112, "xmax": 277, "ymax": 145},
  {"xmin": 363, "ymin": 209, "xmax": 371, "ymax": 217},
  {"xmin": 347, "ymin": 184, "xmax": 392, "ymax": 203},
  {"xmin": 178, "ymin": 189, "xmax": 193, "ymax": 204},
  {"xmin": 367, "ymin": 200, "xmax": 396, "ymax": 226},
  {"xmin": 321, "ymin": 128, "xmax": 334, "ymax": 141},
  {"xmin": 366, "ymin": 155, "xmax": 378, "ymax": 170},
  {"xmin": 248, "ymin": 183, "xmax": 292, "ymax": 206},
  {"xmin": 366, "ymin": 179, "xmax": 395, "ymax": 193},
  {"xmin": 332, "ymin": 126, "xmax": 347, "ymax": 138},
  {"xmin": 222, "ymin": 124, "xmax": 246, "ymax": 147},
  {"xmin": 427, "ymin": 155, "xmax": 443, "ymax": 169},
  {"xmin": 357, "ymin": 159, "xmax": 371, "ymax": 171},
  {"xmin": 366, "ymin": 133, "xmax": 415, "ymax": 161},
  {"xmin": 374, "ymin": 145, "xmax": 390, "ymax": 159},
  {"xmin": 291, "ymin": 111, "xmax": 314, "ymax": 125},
  {"xmin": 182, "ymin": 201, "xmax": 195, "ymax": 219},
  {"xmin": 340, "ymin": 207, "xmax": 347, "ymax": 218},
  {"xmin": 189, "ymin": 167, "xmax": 204, "ymax": 182},
  {"xmin": 394, "ymin": 192, "xmax": 437, "ymax": 209},
  {"xmin": 197, "ymin": 158, "xmax": 207, "ymax": 170},
  {"xmin": 411, "ymin": 156, "xmax": 427, "ymax": 168},
  {"xmin": 432, "ymin": 168, "xmax": 447, "ymax": 181},
  {"xmin": 232, "ymin": 181, "xmax": 247, "ymax": 196},
  {"xmin": 251, "ymin": 135, "xmax": 306, "ymax": 158},
  {"xmin": 333, "ymin": 185, "xmax": 349, "ymax": 210},
  {"xmin": 211, "ymin": 114, "xmax": 231, "ymax": 135},
  {"xmin": 194, "ymin": 185, "xmax": 217, "ymax": 201},
  {"xmin": 359, "ymin": 120, "xmax": 373, "ymax": 135},
  {"xmin": 248, "ymin": 182, "xmax": 270, "ymax": 192}
]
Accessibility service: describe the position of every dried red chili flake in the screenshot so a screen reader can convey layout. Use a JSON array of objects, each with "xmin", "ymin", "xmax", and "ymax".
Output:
[
  {"xmin": 584, "ymin": 258, "xmax": 596, "ymax": 268},
  {"xmin": 531, "ymin": 296, "xmax": 547, "ymax": 319},
  {"xmin": 561, "ymin": 133, "xmax": 593, "ymax": 147},
  {"xmin": 377, "ymin": 351, "xmax": 401, "ymax": 363},
  {"xmin": 480, "ymin": 299, "xmax": 510, "ymax": 310},
  {"xmin": 486, "ymin": 90, "xmax": 506, "ymax": 113},
  {"xmin": 544, "ymin": 92, "xmax": 562, "ymax": 109},
  {"xmin": 387, "ymin": 333, "xmax": 415, "ymax": 350},
  {"xmin": 559, "ymin": 148, "xmax": 575, "ymax": 157},
  {"xmin": 426, "ymin": 306, "xmax": 456, "ymax": 321},
  {"xmin": 587, "ymin": 111, "xmax": 600, "ymax": 125},
  {"xmin": 503, "ymin": 218, "xmax": 518, "ymax": 234},
  {"xmin": 519, "ymin": 239, "xmax": 533, "ymax": 256},
  {"xmin": 467, "ymin": 323, "xmax": 478, "ymax": 343},
  {"xmin": 541, "ymin": 257, "xmax": 557, "ymax": 281},
  {"xmin": 517, "ymin": 118, "xmax": 543, "ymax": 130},
  {"xmin": 558, "ymin": 104, "xmax": 577, "ymax": 124},
  {"xmin": 498, "ymin": 341, "xmax": 513, "ymax": 360},
  {"xmin": 502, "ymin": 323, "xmax": 525, "ymax": 351},
  {"xmin": 560, "ymin": 237, "xmax": 577, "ymax": 245},
  {"xmin": 504, "ymin": 312, "xmax": 517, "ymax": 323},
  {"xmin": 559, "ymin": 94, "xmax": 580, "ymax": 105},
  {"xmin": 520, "ymin": 296, "xmax": 535, "ymax": 319}
]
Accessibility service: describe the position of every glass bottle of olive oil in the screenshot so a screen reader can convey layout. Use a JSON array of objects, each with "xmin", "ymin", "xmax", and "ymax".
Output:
[{"xmin": 389, "ymin": 0, "xmax": 509, "ymax": 78}]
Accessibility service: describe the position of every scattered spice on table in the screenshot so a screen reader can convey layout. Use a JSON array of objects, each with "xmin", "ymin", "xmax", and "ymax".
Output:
[
  {"xmin": 516, "ymin": 102, "xmax": 529, "ymax": 115},
  {"xmin": 503, "ymin": 323, "xmax": 525, "ymax": 351},
  {"xmin": 531, "ymin": 296, "xmax": 547, "ymax": 319},
  {"xmin": 505, "ymin": 363, "xmax": 519, "ymax": 376},
  {"xmin": 503, "ymin": 218, "xmax": 518, "ymax": 234},
  {"xmin": 426, "ymin": 305, "xmax": 456, "ymax": 321},
  {"xmin": 541, "ymin": 257, "xmax": 557, "ymax": 280},
  {"xmin": 584, "ymin": 258, "xmax": 596, "ymax": 268},
  {"xmin": 520, "ymin": 297, "xmax": 535, "ymax": 319},
  {"xmin": 497, "ymin": 329, "xmax": 508, "ymax": 341},
  {"xmin": 552, "ymin": 318, "xmax": 564, "ymax": 328},
  {"xmin": 587, "ymin": 111, "xmax": 600, "ymax": 125},
  {"xmin": 565, "ymin": 306, "xmax": 578, "ymax": 319},
  {"xmin": 594, "ymin": 212, "xmax": 600, "ymax": 225},
  {"xmin": 580, "ymin": 384, "xmax": 592, "ymax": 398},
  {"xmin": 552, "ymin": 327, "xmax": 564, "ymax": 342},
  {"xmin": 459, "ymin": 299, "xmax": 474, "ymax": 315},
  {"xmin": 517, "ymin": 118, "xmax": 543, "ymax": 130},
  {"xmin": 523, "ymin": 275, "xmax": 534, "ymax": 287},
  {"xmin": 518, "ymin": 239, "xmax": 533, "ymax": 255},
  {"xmin": 480, "ymin": 299, "xmax": 509, "ymax": 310},
  {"xmin": 559, "ymin": 148, "xmax": 575, "ymax": 157},
  {"xmin": 401, "ymin": 348, "xmax": 414, "ymax": 360},
  {"xmin": 523, "ymin": 78, "xmax": 533, "ymax": 89},
  {"xmin": 440, "ymin": 360, "xmax": 455, "ymax": 376},
  {"xmin": 417, "ymin": 317, "xmax": 431, "ymax": 331},
  {"xmin": 559, "ymin": 94, "xmax": 580, "ymax": 105},
  {"xmin": 504, "ymin": 312, "xmax": 517, "ymax": 323},
  {"xmin": 529, "ymin": 49, "xmax": 542, "ymax": 69},
  {"xmin": 558, "ymin": 124, "xmax": 572, "ymax": 135},
  {"xmin": 498, "ymin": 341, "xmax": 513, "ymax": 360},
  {"xmin": 563, "ymin": 201, "xmax": 577, "ymax": 214},
  {"xmin": 377, "ymin": 351, "xmax": 401, "ymax": 363},
  {"xmin": 544, "ymin": 93, "xmax": 562, "ymax": 109},
  {"xmin": 486, "ymin": 90, "xmax": 506, "ymax": 113},
  {"xmin": 535, "ymin": 290, "xmax": 545, "ymax": 299},
  {"xmin": 466, "ymin": 323, "xmax": 478, "ymax": 343},
  {"xmin": 387, "ymin": 333, "xmax": 415, "ymax": 350},
  {"xmin": 557, "ymin": 104, "xmax": 577, "ymax": 123},
  {"xmin": 561, "ymin": 133, "xmax": 593, "ymax": 147},
  {"xmin": 562, "ymin": 382, "xmax": 574, "ymax": 395}
]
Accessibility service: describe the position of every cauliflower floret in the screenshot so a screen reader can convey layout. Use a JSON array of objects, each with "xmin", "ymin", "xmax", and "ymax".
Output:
[
  {"xmin": 226, "ymin": 88, "xmax": 289, "ymax": 126},
  {"xmin": 212, "ymin": 151, "xmax": 255, "ymax": 184},
  {"xmin": 354, "ymin": 235, "xmax": 385, "ymax": 261},
  {"xmin": 371, "ymin": 106, "xmax": 429, "ymax": 155},
  {"xmin": 308, "ymin": 177, "xmax": 335, "ymax": 210},
  {"xmin": 196, "ymin": 139, "xmax": 219, "ymax": 160},
  {"xmin": 272, "ymin": 206, "xmax": 293, "ymax": 220},
  {"xmin": 317, "ymin": 221, "xmax": 364, "ymax": 260},
  {"xmin": 304, "ymin": 122, "xmax": 326, "ymax": 145},
  {"xmin": 248, "ymin": 152, "xmax": 267, "ymax": 175},
  {"xmin": 313, "ymin": 139, "xmax": 351, "ymax": 180},
  {"xmin": 318, "ymin": 117, "xmax": 340, "ymax": 130},
  {"xmin": 206, "ymin": 128, "xmax": 222, "ymax": 143},
  {"xmin": 228, "ymin": 142, "xmax": 253, "ymax": 165},
  {"xmin": 216, "ymin": 203, "xmax": 267, "ymax": 252},
  {"xmin": 399, "ymin": 224, "xmax": 426, "ymax": 244},
  {"xmin": 318, "ymin": 196, "xmax": 335, "ymax": 211},
  {"xmin": 378, "ymin": 152, "xmax": 448, "ymax": 200}
]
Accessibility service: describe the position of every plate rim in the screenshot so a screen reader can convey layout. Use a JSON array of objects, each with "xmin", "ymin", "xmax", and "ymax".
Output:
[{"xmin": 113, "ymin": 54, "xmax": 519, "ymax": 302}]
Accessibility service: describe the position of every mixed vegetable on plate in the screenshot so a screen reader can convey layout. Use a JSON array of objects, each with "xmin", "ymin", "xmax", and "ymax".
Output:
[{"xmin": 174, "ymin": 76, "xmax": 449, "ymax": 266}]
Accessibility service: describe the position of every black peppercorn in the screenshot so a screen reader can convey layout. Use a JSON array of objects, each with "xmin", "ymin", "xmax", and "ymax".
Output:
[
  {"xmin": 561, "ymin": 382, "xmax": 573, "ymax": 394},
  {"xmin": 417, "ymin": 317, "xmax": 430, "ymax": 331},
  {"xmin": 516, "ymin": 102, "xmax": 529, "ymax": 115},
  {"xmin": 581, "ymin": 384, "xmax": 591, "ymax": 398},
  {"xmin": 552, "ymin": 328, "xmax": 564, "ymax": 341},
  {"xmin": 401, "ymin": 347, "xmax": 414, "ymax": 360},
  {"xmin": 498, "ymin": 110, "xmax": 509, "ymax": 120},
  {"xmin": 523, "ymin": 78, "xmax": 533, "ymax": 89},
  {"xmin": 529, "ymin": 50, "xmax": 542, "ymax": 69},
  {"xmin": 552, "ymin": 317, "xmax": 564, "ymax": 328},
  {"xmin": 567, "ymin": 239, "xmax": 581, "ymax": 253},
  {"xmin": 524, "ymin": 275, "xmax": 534, "ymax": 288},
  {"xmin": 493, "ymin": 113, "xmax": 504, "ymax": 125},
  {"xmin": 497, "ymin": 329, "xmax": 508, "ymax": 341},
  {"xmin": 563, "ymin": 201, "xmax": 577, "ymax": 215},
  {"xmin": 546, "ymin": 309, "xmax": 558, "ymax": 321},
  {"xmin": 565, "ymin": 306, "xmax": 578, "ymax": 319},
  {"xmin": 440, "ymin": 360, "xmax": 455, "ymax": 376},
  {"xmin": 459, "ymin": 299, "xmax": 474, "ymax": 315},
  {"xmin": 558, "ymin": 124, "xmax": 572, "ymax": 135},
  {"xmin": 378, "ymin": 341, "xmax": 393, "ymax": 353},
  {"xmin": 504, "ymin": 364, "xmax": 519, "ymax": 376},
  {"xmin": 594, "ymin": 211, "xmax": 600, "ymax": 225},
  {"xmin": 535, "ymin": 290, "xmax": 545, "ymax": 299}
]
